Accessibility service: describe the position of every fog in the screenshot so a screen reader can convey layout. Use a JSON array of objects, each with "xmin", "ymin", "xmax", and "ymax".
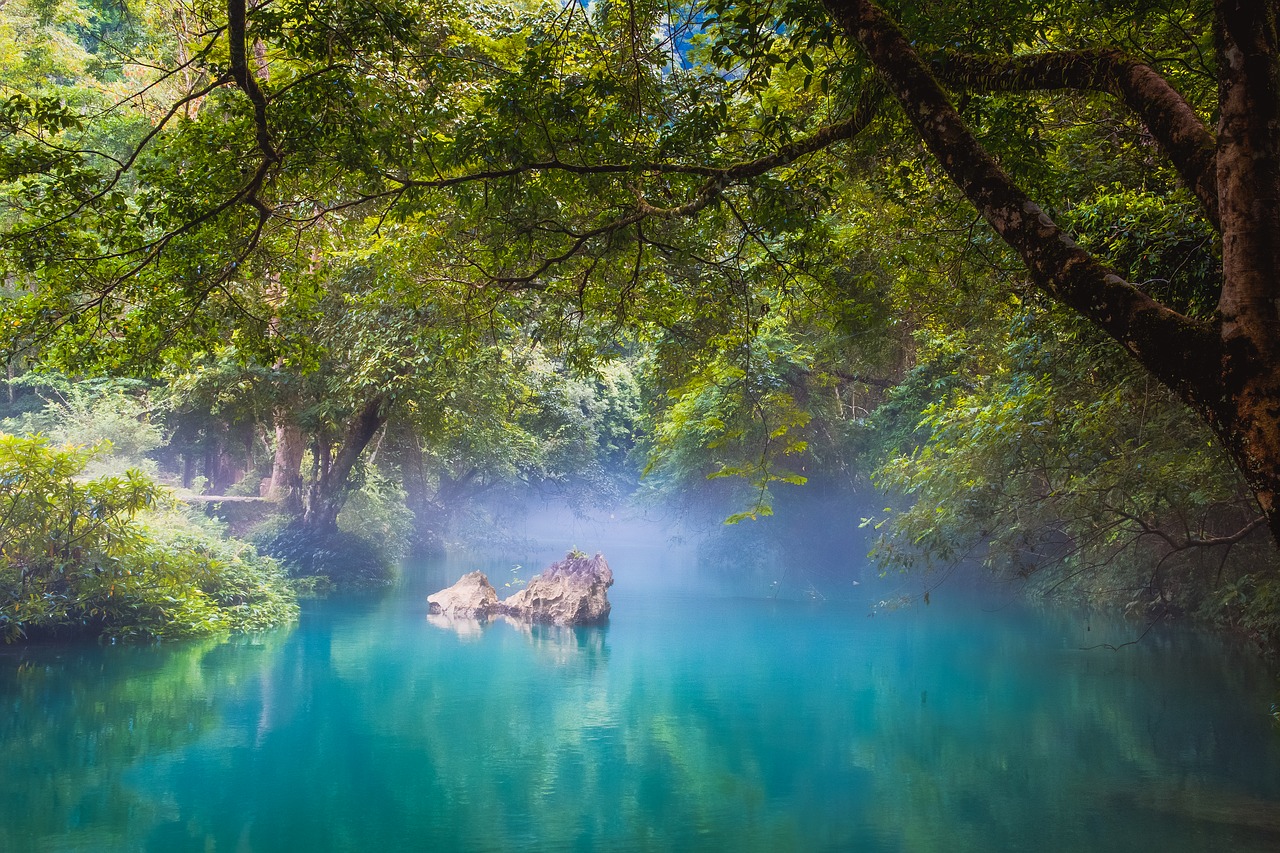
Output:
[{"xmin": 446, "ymin": 485, "xmax": 996, "ymax": 610}]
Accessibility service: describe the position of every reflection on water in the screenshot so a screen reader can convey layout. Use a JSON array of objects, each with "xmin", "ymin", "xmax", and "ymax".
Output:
[
  {"xmin": 0, "ymin": 552, "xmax": 1278, "ymax": 852},
  {"xmin": 426, "ymin": 613, "xmax": 487, "ymax": 640}
]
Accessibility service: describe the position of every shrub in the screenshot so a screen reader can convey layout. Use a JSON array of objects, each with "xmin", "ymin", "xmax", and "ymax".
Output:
[
  {"xmin": 0, "ymin": 434, "xmax": 297, "ymax": 641},
  {"xmin": 246, "ymin": 471, "xmax": 408, "ymax": 589},
  {"xmin": 254, "ymin": 522, "xmax": 392, "ymax": 589},
  {"xmin": 0, "ymin": 379, "xmax": 166, "ymax": 477},
  {"xmin": 336, "ymin": 470, "xmax": 414, "ymax": 566}
]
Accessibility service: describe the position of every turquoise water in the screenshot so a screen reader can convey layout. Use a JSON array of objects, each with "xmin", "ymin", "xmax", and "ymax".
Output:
[{"xmin": 2, "ymin": 548, "xmax": 1279, "ymax": 852}]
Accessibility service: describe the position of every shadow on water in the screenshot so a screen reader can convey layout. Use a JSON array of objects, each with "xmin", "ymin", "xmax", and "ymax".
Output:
[{"xmin": 0, "ymin": 535, "xmax": 1278, "ymax": 852}]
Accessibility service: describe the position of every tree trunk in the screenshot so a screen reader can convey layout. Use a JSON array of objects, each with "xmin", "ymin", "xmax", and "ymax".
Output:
[
  {"xmin": 1209, "ymin": 0, "xmax": 1280, "ymax": 542},
  {"xmin": 301, "ymin": 396, "xmax": 390, "ymax": 533},
  {"xmin": 822, "ymin": 0, "xmax": 1280, "ymax": 544},
  {"xmin": 266, "ymin": 419, "xmax": 305, "ymax": 514}
]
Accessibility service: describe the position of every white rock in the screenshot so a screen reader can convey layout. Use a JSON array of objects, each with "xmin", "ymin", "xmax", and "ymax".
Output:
[
  {"xmin": 498, "ymin": 552, "xmax": 613, "ymax": 626},
  {"xmin": 426, "ymin": 571, "xmax": 499, "ymax": 619}
]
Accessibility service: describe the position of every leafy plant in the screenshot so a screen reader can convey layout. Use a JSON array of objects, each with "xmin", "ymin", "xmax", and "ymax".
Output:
[
  {"xmin": 336, "ymin": 468, "xmax": 414, "ymax": 566},
  {"xmin": 0, "ymin": 433, "xmax": 296, "ymax": 641},
  {"xmin": 253, "ymin": 520, "xmax": 393, "ymax": 589},
  {"xmin": 867, "ymin": 305, "xmax": 1277, "ymax": 633},
  {"xmin": 0, "ymin": 376, "xmax": 166, "ymax": 477}
]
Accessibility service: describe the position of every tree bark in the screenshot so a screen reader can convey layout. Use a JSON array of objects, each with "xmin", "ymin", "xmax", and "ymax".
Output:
[
  {"xmin": 266, "ymin": 418, "xmax": 305, "ymax": 514},
  {"xmin": 1211, "ymin": 0, "xmax": 1280, "ymax": 540},
  {"xmin": 929, "ymin": 49, "xmax": 1220, "ymax": 227},
  {"xmin": 301, "ymin": 396, "xmax": 390, "ymax": 533},
  {"xmin": 821, "ymin": 0, "xmax": 1280, "ymax": 542}
]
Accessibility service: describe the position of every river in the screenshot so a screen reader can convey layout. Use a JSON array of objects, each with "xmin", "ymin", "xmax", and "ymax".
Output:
[{"xmin": 2, "ymin": 539, "xmax": 1278, "ymax": 852}]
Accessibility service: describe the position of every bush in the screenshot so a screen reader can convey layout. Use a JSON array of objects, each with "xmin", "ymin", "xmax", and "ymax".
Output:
[
  {"xmin": 0, "ymin": 434, "xmax": 297, "ymax": 642},
  {"xmin": 253, "ymin": 520, "xmax": 393, "ymax": 589},
  {"xmin": 337, "ymin": 470, "xmax": 414, "ymax": 566},
  {"xmin": 247, "ymin": 471, "xmax": 409, "ymax": 589},
  {"xmin": 0, "ymin": 378, "xmax": 166, "ymax": 477}
]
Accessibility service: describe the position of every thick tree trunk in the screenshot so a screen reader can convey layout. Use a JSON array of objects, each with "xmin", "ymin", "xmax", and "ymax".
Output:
[
  {"xmin": 301, "ymin": 396, "xmax": 390, "ymax": 533},
  {"xmin": 822, "ymin": 0, "xmax": 1280, "ymax": 543},
  {"xmin": 266, "ymin": 419, "xmax": 305, "ymax": 514},
  {"xmin": 1211, "ymin": 0, "xmax": 1280, "ymax": 540}
]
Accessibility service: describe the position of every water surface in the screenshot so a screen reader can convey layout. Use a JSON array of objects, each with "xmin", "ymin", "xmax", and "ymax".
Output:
[{"xmin": 2, "ymin": 549, "xmax": 1278, "ymax": 852}]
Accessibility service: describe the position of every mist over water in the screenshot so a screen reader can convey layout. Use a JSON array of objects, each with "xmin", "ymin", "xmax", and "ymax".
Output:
[
  {"xmin": 2, "ymin": 503, "xmax": 1279, "ymax": 852},
  {"xmin": 484, "ymin": 489, "xmax": 890, "ymax": 602}
]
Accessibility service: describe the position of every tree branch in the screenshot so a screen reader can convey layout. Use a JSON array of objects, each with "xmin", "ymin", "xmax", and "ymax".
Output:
[
  {"xmin": 227, "ymin": 0, "xmax": 276, "ymax": 218},
  {"xmin": 931, "ymin": 49, "xmax": 1220, "ymax": 229},
  {"xmin": 403, "ymin": 89, "xmax": 880, "ymax": 191},
  {"xmin": 822, "ymin": 0, "xmax": 1222, "ymax": 412},
  {"xmin": 1112, "ymin": 506, "xmax": 1266, "ymax": 549},
  {"xmin": 448, "ymin": 88, "xmax": 880, "ymax": 286}
]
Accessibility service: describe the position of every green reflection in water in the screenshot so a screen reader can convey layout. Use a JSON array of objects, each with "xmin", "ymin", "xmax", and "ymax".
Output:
[
  {"xmin": 1, "ymin": 555, "xmax": 1278, "ymax": 852},
  {"xmin": 0, "ymin": 633, "xmax": 288, "ymax": 851}
]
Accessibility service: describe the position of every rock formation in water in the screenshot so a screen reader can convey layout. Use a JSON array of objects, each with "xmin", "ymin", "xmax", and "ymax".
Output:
[
  {"xmin": 499, "ymin": 551, "xmax": 614, "ymax": 625},
  {"xmin": 426, "ymin": 570, "xmax": 499, "ymax": 619},
  {"xmin": 426, "ymin": 552, "xmax": 613, "ymax": 627}
]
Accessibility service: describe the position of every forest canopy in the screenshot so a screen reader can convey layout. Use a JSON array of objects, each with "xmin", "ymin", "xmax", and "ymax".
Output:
[{"xmin": 2, "ymin": 0, "xmax": 1279, "ymax": 646}]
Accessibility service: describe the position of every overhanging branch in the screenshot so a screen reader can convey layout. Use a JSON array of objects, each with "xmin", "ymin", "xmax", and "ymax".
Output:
[
  {"xmin": 822, "ymin": 0, "xmax": 1221, "ymax": 412},
  {"xmin": 445, "ymin": 88, "xmax": 880, "ymax": 286},
  {"xmin": 931, "ymin": 49, "xmax": 1220, "ymax": 230},
  {"xmin": 401, "ymin": 90, "xmax": 880, "ymax": 192}
]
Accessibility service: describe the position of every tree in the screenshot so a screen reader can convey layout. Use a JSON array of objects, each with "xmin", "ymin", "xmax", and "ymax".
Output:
[
  {"xmin": 869, "ymin": 297, "xmax": 1274, "ymax": 623},
  {"xmin": 5, "ymin": 0, "xmax": 1280, "ymax": 549},
  {"xmin": 812, "ymin": 0, "xmax": 1280, "ymax": 545}
]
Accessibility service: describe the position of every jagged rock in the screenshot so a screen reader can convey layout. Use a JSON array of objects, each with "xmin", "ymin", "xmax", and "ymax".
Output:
[
  {"xmin": 426, "ymin": 552, "xmax": 614, "ymax": 628},
  {"xmin": 426, "ymin": 571, "xmax": 499, "ymax": 619},
  {"xmin": 498, "ymin": 551, "xmax": 614, "ymax": 626}
]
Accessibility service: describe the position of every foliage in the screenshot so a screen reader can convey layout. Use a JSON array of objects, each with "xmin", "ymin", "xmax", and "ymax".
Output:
[
  {"xmin": 642, "ymin": 316, "xmax": 818, "ymax": 522},
  {"xmin": 0, "ymin": 433, "xmax": 296, "ymax": 641},
  {"xmin": 639, "ymin": 275, "xmax": 891, "ymax": 523},
  {"xmin": 384, "ymin": 345, "xmax": 647, "ymax": 551},
  {"xmin": 253, "ymin": 518, "xmax": 393, "ymax": 588},
  {"xmin": 518, "ymin": 356, "xmax": 645, "ymax": 502},
  {"xmin": 133, "ymin": 507, "xmax": 299, "ymax": 634},
  {"xmin": 287, "ymin": 573, "xmax": 336, "ymax": 598},
  {"xmin": 0, "ymin": 375, "xmax": 166, "ymax": 476},
  {"xmin": 336, "ymin": 468, "xmax": 414, "ymax": 566},
  {"xmin": 867, "ymin": 304, "xmax": 1277, "ymax": 638},
  {"xmin": 1, "ymin": 0, "xmax": 1278, "ymax": 655}
]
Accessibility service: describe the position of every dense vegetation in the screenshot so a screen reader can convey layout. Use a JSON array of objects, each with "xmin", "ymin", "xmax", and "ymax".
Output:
[
  {"xmin": 0, "ymin": 433, "xmax": 296, "ymax": 641},
  {"xmin": 1, "ymin": 0, "xmax": 1279, "ymax": 648}
]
